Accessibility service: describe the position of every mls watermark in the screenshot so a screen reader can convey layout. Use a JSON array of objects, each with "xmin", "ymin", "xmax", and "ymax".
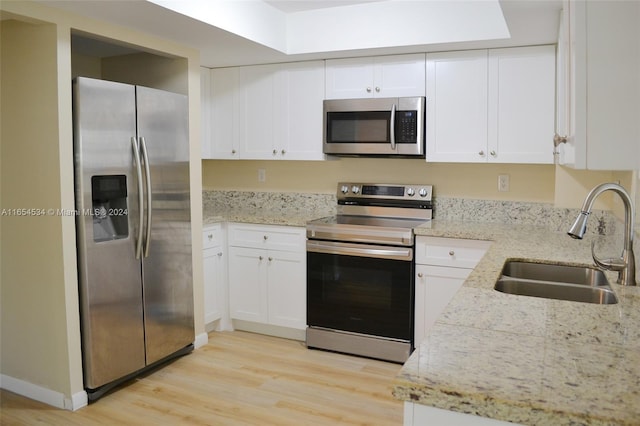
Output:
[{"xmin": 1, "ymin": 208, "xmax": 128, "ymax": 217}]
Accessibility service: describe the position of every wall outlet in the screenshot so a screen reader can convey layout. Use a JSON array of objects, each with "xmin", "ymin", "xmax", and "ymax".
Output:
[
  {"xmin": 258, "ymin": 168, "xmax": 266, "ymax": 183},
  {"xmin": 498, "ymin": 174, "xmax": 510, "ymax": 192}
]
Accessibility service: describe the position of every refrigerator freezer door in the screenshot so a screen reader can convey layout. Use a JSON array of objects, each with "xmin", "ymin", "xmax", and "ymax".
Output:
[
  {"xmin": 136, "ymin": 86, "xmax": 194, "ymax": 364},
  {"xmin": 73, "ymin": 77, "xmax": 146, "ymax": 389}
]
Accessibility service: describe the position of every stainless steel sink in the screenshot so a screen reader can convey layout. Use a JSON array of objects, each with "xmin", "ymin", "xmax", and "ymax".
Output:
[{"xmin": 494, "ymin": 261, "xmax": 618, "ymax": 304}]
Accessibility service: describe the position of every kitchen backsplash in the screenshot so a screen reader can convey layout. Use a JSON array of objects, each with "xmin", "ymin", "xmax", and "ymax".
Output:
[
  {"xmin": 203, "ymin": 190, "xmax": 619, "ymax": 237},
  {"xmin": 203, "ymin": 190, "xmax": 335, "ymax": 218}
]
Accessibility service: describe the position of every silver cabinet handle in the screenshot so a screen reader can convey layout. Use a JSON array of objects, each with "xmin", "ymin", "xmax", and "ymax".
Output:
[
  {"xmin": 490, "ymin": 150, "xmax": 496, "ymax": 157},
  {"xmin": 479, "ymin": 150, "xmax": 485, "ymax": 156},
  {"xmin": 259, "ymin": 255, "xmax": 263, "ymax": 261},
  {"xmin": 417, "ymin": 272, "xmax": 424, "ymax": 278},
  {"xmin": 263, "ymin": 235, "xmax": 268, "ymax": 240},
  {"xmin": 281, "ymin": 149, "xmax": 286, "ymax": 155},
  {"xmin": 268, "ymin": 257, "xmax": 273, "ymax": 261},
  {"xmin": 217, "ymin": 252, "xmax": 223, "ymax": 257},
  {"xmin": 232, "ymin": 149, "xmax": 236, "ymax": 154},
  {"xmin": 375, "ymin": 87, "xmax": 380, "ymax": 92},
  {"xmin": 139, "ymin": 136, "xmax": 152, "ymax": 258},
  {"xmin": 449, "ymin": 250, "xmax": 455, "ymax": 256},
  {"xmin": 131, "ymin": 137, "xmax": 144, "ymax": 260},
  {"xmin": 554, "ymin": 134, "xmax": 568, "ymax": 146},
  {"xmin": 366, "ymin": 87, "xmax": 372, "ymax": 93}
]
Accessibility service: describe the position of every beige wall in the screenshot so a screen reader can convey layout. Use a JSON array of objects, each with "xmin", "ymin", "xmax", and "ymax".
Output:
[
  {"xmin": 0, "ymin": 1, "xmax": 202, "ymax": 407},
  {"xmin": 1, "ymin": 17, "xmax": 75, "ymax": 398},
  {"xmin": 203, "ymin": 158, "xmax": 631, "ymax": 208},
  {"xmin": 203, "ymin": 159, "xmax": 557, "ymax": 201}
]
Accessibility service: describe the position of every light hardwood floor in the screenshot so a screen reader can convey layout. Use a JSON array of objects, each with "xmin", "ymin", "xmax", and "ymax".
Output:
[{"xmin": 1, "ymin": 331, "xmax": 404, "ymax": 425}]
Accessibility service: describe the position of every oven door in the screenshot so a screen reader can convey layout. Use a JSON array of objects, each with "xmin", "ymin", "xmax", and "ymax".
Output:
[{"xmin": 306, "ymin": 240, "xmax": 414, "ymax": 341}]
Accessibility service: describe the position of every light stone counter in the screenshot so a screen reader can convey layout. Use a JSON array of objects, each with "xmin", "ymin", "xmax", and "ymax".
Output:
[
  {"xmin": 394, "ymin": 220, "xmax": 640, "ymax": 425},
  {"xmin": 202, "ymin": 190, "xmax": 335, "ymax": 227}
]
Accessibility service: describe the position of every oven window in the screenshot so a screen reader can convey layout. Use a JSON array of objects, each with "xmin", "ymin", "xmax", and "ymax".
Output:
[{"xmin": 307, "ymin": 251, "xmax": 413, "ymax": 341}]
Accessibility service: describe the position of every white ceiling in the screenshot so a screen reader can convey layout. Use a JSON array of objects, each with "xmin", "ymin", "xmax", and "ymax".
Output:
[
  {"xmin": 266, "ymin": 0, "xmax": 386, "ymax": 13},
  {"xmin": 40, "ymin": 0, "xmax": 562, "ymax": 68}
]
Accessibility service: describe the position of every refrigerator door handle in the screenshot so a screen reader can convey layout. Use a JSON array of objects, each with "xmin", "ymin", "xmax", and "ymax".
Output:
[
  {"xmin": 139, "ymin": 136, "xmax": 152, "ymax": 258},
  {"xmin": 131, "ymin": 137, "xmax": 145, "ymax": 259}
]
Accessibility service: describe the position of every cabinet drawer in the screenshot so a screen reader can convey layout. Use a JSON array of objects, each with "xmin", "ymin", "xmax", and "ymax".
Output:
[
  {"xmin": 228, "ymin": 223, "xmax": 305, "ymax": 252},
  {"xmin": 416, "ymin": 236, "xmax": 491, "ymax": 268},
  {"xmin": 203, "ymin": 225, "xmax": 223, "ymax": 249}
]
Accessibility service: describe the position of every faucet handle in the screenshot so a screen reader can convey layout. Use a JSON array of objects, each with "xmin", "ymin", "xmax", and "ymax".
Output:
[{"xmin": 591, "ymin": 240, "xmax": 626, "ymax": 272}]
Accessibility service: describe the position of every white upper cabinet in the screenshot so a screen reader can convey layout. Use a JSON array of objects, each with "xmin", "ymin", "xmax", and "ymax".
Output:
[
  {"xmin": 204, "ymin": 61, "xmax": 325, "ymax": 160},
  {"xmin": 238, "ymin": 64, "xmax": 278, "ymax": 159},
  {"xmin": 278, "ymin": 61, "xmax": 326, "ymax": 160},
  {"xmin": 426, "ymin": 46, "xmax": 555, "ymax": 164},
  {"xmin": 425, "ymin": 50, "xmax": 488, "ymax": 162},
  {"xmin": 488, "ymin": 46, "xmax": 555, "ymax": 164},
  {"xmin": 556, "ymin": 0, "xmax": 640, "ymax": 170},
  {"xmin": 325, "ymin": 54, "xmax": 426, "ymax": 99},
  {"xmin": 208, "ymin": 67, "xmax": 240, "ymax": 159}
]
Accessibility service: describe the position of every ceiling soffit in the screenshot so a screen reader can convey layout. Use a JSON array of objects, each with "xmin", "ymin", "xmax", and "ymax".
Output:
[{"xmin": 148, "ymin": 0, "xmax": 510, "ymax": 55}]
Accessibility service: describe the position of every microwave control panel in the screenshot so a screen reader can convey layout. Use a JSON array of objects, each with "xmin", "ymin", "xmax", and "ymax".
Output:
[{"xmin": 395, "ymin": 111, "xmax": 418, "ymax": 143}]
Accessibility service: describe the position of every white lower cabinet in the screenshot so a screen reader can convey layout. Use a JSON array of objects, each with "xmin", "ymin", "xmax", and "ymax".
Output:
[
  {"xmin": 227, "ymin": 223, "xmax": 306, "ymax": 333},
  {"xmin": 414, "ymin": 237, "xmax": 491, "ymax": 344},
  {"xmin": 202, "ymin": 224, "xmax": 227, "ymax": 329},
  {"xmin": 404, "ymin": 403, "xmax": 517, "ymax": 426}
]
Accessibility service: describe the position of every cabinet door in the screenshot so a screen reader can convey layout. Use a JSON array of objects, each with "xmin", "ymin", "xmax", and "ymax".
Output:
[
  {"xmin": 425, "ymin": 50, "xmax": 488, "ymax": 162},
  {"xmin": 555, "ymin": 5, "xmax": 571, "ymax": 165},
  {"xmin": 325, "ymin": 54, "xmax": 425, "ymax": 99},
  {"xmin": 559, "ymin": 0, "xmax": 640, "ymax": 170},
  {"xmin": 238, "ymin": 64, "xmax": 278, "ymax": 159},
  {"xmin": 488, "ymin": 46, "xmax": 555, "ymax": 164},
  {"xmin": 325, "ymin": 57, "xmax": 375, "ymax": 99},
  {"xmin": 414, "ymin": 265, "xmax": 471, "ymax": 345},
  {"xmin": 203, "ymin": 246, "xmax": 223, "ymax": 324},
  {"xmin": 267, "ymin": 250, "xmax": 306, "ymax": 329},
  {"xmin": 210, "ymin": 67, "xmax": 240, "ymax": 159},
  {"xmin": 279, "ymin": 61, "xmax": 325, "ymax": 160},
  {"xmin": 228, "ymin": 246, "xmax": 268, "ymax": 323},
  {"xmin": 374, "ymin": 54, "xmax": 425, "ymax": 98}
]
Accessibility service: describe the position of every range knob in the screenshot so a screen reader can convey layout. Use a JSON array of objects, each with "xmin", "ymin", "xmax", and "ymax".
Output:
[
  {"xmin": 351, "ymin": 185, "xmax": 360, "ymax": 194},
  {"xmin": 419, "ymin": 188, "xmax": 429, "ymax": 198},
  {"xmin": 406, "ymin": 187, "xmax": 415, "ymax": 197},
  {"xmin": 340, "ymin": 185, "xmax": 349, "ymax": 194}
]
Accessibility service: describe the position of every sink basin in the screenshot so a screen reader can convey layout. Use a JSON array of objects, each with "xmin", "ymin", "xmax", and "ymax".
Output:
[{"xmin": 494, "ymin": 261, "xmax": 618, "ymax": 304}]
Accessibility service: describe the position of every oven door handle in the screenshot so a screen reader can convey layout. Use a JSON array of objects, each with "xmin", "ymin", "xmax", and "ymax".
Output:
[{"xmin": 307, "ymin": 240, "xmax": 413, "ymax": 261}]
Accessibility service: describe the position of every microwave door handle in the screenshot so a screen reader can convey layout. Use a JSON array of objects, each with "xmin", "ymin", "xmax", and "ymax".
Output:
[{"xmin": 390, "ymin": 103, "xmax": 396, "ymax": 150}]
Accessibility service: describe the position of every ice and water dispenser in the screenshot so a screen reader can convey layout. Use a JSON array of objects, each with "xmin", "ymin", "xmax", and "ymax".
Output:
[{"xmin": 91, "ymin": 175, "xmax": 129, "ymax": 242}]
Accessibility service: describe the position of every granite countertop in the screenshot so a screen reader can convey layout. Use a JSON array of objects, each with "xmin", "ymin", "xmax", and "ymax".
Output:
[
  {"xmin": 203, "ymin": 206, "xmax": 330, "ymax": 227},
  {"xmin": 394, "ymin": 220, "xmax": 640, "ymax": 425}
]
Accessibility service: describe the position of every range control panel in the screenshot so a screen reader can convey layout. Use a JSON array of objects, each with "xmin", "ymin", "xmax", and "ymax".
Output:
[{"xmin": 337, "ymin": 182, "xmax": 433, "ymax": 201}]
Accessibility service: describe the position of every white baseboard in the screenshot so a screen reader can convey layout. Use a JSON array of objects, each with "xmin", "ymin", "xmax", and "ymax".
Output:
[
  {"xmin": 194, "ymin": 332, "xmax": 209, "ymax": 349},
  {"xmin": 0, "ymin": 374, "xmax": 87, "ymax": 411},
  {"xmin": 232, "ymin": 320, "xmax": 306, "ymax": 341}
]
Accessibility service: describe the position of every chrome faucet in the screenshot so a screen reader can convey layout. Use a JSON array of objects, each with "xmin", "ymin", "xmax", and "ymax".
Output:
[{"xmin": 568, "ymin": 182, "xmax": 637, "ymax": 286}]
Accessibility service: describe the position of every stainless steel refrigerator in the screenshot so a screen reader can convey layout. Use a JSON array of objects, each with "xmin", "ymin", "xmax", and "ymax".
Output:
[{"xmin": 73, "ymin": 77, "xmax": 194, "ymax": 401}]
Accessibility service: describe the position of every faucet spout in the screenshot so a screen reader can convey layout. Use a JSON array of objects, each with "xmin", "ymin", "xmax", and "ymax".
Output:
[{"xmin": 567, "ymin": 183, "xmax": 636, "ymax": 286}]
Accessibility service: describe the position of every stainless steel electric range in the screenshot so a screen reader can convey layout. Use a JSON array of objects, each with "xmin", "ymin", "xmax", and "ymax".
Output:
[{"xmin": 306, "ymin": 182, "xmax": 433, "ymax": 363}]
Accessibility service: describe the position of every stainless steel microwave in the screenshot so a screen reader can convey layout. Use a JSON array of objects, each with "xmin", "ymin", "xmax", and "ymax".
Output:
[{"xmin": 323, "ymin": 96, "xmax": 425, "ymax": 157}]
